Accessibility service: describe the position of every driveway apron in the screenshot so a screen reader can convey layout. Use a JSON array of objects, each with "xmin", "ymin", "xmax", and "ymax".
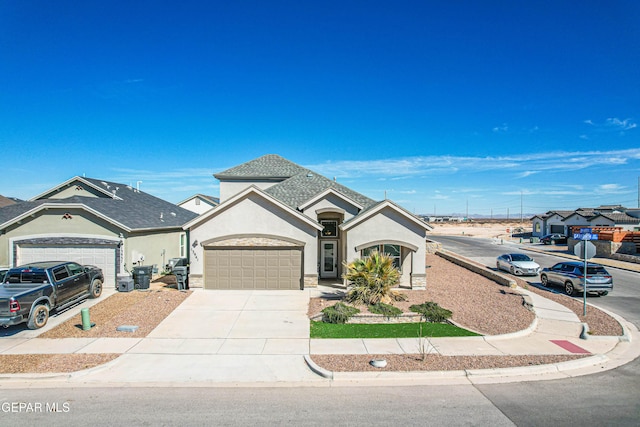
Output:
[{"xmin": 77, "ymin": 289, "xmax": 322, "ymax": 384}]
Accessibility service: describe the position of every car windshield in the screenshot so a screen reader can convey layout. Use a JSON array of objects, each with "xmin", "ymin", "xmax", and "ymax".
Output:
[
  {"xmin": 577, "ymin": 266, "xmax": 608, "ymax": 275},
  {"xmin": 511, "ymin": 254, "xmax": 533, "ymax": 262}
]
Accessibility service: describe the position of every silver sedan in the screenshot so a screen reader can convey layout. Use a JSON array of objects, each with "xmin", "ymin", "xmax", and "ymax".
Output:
[{"xmin": 496, "ymin": 253, "xmax": 541, "ymax": 276}]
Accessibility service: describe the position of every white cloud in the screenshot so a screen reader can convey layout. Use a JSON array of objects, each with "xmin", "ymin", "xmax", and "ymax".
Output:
[
  {"xmin": 606, "ymin": 118, "xmax": 637, "ymax": 131},
  {"xmin": 307, "ymin": 148, "xmax": 640, "ymax": 180},
  {"xmin": 516, "ymin": 171, "xmax": 539, "ymax": 178},
  {"xmin": 594, "ymin": 184, "xmax": 627, "ymax": 194},
  {"xmin": 492, "ymin": 123, "xmax": 509, "ymax": 133}
]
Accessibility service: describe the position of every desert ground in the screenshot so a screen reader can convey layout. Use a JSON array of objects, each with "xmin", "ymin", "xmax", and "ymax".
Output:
[{"xmin": 427, "ymin": 219, "xmax": 533, "ymax": 240}]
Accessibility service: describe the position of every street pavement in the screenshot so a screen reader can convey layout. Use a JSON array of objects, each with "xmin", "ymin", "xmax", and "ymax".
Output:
[{"xmin": 0, "ymin": 255, "xmax": 639, "ymax": 388}]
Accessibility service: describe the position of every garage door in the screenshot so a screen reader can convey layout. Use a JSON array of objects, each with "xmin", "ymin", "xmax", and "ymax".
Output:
[
  {"xmin": 550, "ymin": 225, "xmax": 565, "ymax": 233},
  {"xmin": 17, "ymin": 246, "xmax": 117, "ymax": 288},
  {"xmin": 204, "ymin": 247, "xmax": 302, "ymax": 290}
]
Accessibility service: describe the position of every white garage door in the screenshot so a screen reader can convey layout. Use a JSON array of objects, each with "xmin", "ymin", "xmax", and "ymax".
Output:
[
  {"xmin": 17, "ymin": 246, "xmax": 117, "ymax": 288},
  {"xmin": 204, "ymin": 247, "xmax": 302, "ymax": 290}
]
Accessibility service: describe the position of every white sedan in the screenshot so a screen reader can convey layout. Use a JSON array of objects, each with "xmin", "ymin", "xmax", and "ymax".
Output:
[{"xmin": 496, "ymin": 253, "xmax": 541, "ymax": 276}]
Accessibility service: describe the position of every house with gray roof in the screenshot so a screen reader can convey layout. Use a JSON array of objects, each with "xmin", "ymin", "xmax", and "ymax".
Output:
[
  {"xmin": 178, "ymin": 194, "xmax": 220, "ymax": 215},
  {"xmin": 0, "ymin": 177, "xmax": 198, "ymax": 286},
  {"xmin": 532, "ymin": 205, "xmax": 640, "ymax": 237},
  {"xmin": 185, "ymin": 154, "xmax": 432, "ymax": 290}
]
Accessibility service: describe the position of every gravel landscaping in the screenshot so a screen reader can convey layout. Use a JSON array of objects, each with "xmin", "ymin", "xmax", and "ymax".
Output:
[
  {"xmin": 0, "ymin": 280, "xmax": 190, "ymax": 374},
  {"xmin": 0, "ymin": 253, "xmax": 624, "ymax": 374},
  {"xmin": 308, "ymin": 253, "xmax": 622, "ymax": 372}
]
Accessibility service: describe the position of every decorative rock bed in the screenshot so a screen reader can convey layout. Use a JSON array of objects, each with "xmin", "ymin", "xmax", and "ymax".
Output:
[{"xmin": 311, "ymin": 312, "xmax": 434, "ymax": 324}]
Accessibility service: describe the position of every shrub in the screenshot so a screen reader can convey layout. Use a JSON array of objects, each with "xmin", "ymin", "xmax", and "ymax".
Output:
[
  {"xmin": 344, "ymin": 251, "xmax": 401, "ymax": 305},
  {"xmin": 409, "ymin": 302, "xmax": 452, "ymax": 323},
  {"xmin": 321, "ymin": 302, "xmax": 360, "ymax": 324},
  {"xmin": 368, "ymin": 302, "xmax": 402, "ymax": 318}
]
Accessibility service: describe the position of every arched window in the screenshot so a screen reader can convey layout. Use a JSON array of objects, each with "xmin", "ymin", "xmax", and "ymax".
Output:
[{"xmin": 362, "ymin": 244, "xmax": 401, "ymax": 269}]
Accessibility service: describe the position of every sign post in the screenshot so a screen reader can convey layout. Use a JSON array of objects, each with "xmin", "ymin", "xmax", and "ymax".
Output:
[{"xmin": 573, "ymin": 229, "xmax": 598, "ymax": 316}]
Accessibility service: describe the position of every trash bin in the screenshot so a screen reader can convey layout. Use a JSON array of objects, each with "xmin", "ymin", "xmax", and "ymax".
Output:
[
  {"xmin": 173, "ymin": 266, "xmax": 189, "ymax": 290},
  {"xmin": 530, "ymin": 237, "xmax": 540, "ymax": 243},
  {"xmin": 133, "ymin": 266, "xmax": 153, "ymax": 289},
  {"xmin": 118, "ymin": 277, "xmax": 134, "ymax": 292},
  {"xmin": 166, "ymin": 257, "xmax": 188, "ymax": 272}
]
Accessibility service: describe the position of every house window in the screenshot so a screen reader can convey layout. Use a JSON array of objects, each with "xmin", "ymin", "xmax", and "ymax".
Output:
[
  {"xmin": 535, "ymin": 223, "xmax": 541, "ymax": 233},
  {"xmin": 180, "ymin": 233, "xmax": 186, "ymax": 257},
  {"xmin": 362, "ymin": 244, "xmax": 402, "ymax": 270},
  {"xmin": 320, "ymin": 220, "xmax": 338, "ymax": 238},
  {"xmin": 195, "ymin": 199, "xmax": 201, "ymax": 205}
]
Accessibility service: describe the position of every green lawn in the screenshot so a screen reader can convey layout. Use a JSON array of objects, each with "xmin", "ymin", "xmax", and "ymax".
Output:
[{"xmin": 310, "ymin": 321, "xmax": 481, "ymax": 339}]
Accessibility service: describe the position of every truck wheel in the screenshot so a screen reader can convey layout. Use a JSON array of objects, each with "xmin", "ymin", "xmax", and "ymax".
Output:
[
  {"xmin": 90, "ymin": 279, "xmax": 103, "ymax": 299},
  {"xmin": 27, "ymin": 304, "xmax": 49, "ymax": 329}
]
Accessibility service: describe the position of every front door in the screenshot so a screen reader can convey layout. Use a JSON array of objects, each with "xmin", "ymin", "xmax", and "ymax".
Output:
[{"xmin": 321, "ymin": 241, "xmax": 337, "ymax": 278}]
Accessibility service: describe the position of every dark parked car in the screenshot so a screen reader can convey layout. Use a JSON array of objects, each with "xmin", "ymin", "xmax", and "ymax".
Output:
[
  {"xmin": 0, "ymin": 261, "xmax": 104, "ymax": 329},
  {"xmin": 540, "ymin": 261, "xmax": 612, "ymax": 296},
  {"xmin": 540, "ymin": 233, "xmax": 567, "ymax": 245}
]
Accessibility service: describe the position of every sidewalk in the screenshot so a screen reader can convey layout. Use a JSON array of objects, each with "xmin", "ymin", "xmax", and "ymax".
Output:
[{"xmin": 0, "ymin": 283, "xmax": 638, "ymax": 387}]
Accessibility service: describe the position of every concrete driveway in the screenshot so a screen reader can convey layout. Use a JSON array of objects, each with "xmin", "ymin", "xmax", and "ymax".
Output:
[
  {"xmin": 142, "ymin": 289, "xmax": 311, "ymax": 354},
  {"xmin": 74, "ymin": 289, "xmax": 322, "ymax": 384}
]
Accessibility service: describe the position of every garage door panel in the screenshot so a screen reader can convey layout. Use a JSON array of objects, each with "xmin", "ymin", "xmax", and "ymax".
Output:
[
  {"xmin": 205, "ymin": 247, "xmax": 302, "ymax": 290},
  {"xmin": 18, "ymin": 245, "xmax": 116, "ymax": 288}
]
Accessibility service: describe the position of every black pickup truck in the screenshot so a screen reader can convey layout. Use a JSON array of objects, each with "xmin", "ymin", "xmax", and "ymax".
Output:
[{"xmin": 0, "ymin": 261, "xmax": 104, "ymax": 329}]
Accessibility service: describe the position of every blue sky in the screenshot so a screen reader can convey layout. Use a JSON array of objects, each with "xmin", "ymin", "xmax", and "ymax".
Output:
[{"xmin": 2, "ymin": 1, "xmax": 639, "ymax": 216}]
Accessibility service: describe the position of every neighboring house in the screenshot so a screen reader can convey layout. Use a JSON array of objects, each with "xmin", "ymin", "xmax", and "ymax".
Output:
[
  {"xmin": 185, "ymin": 154, "xmax": 433, "ymax": 290},
  {"xmin": 587, "ymin": 212, "xmax": 640, "ymax": 231},
  {"xmin": 0, "ymin": 195, "xmax": 18, "ymax": 208},
  {"xmin": 0, "ymin": 177, "xmax": 198, "ymax": 287},
  {"xmin": 178, "ymin": 194, "xmax": 220, "ymax": 215},
  {"xmin": 532, "ymin": 205, "xmax": 639, "ymax": 237}
]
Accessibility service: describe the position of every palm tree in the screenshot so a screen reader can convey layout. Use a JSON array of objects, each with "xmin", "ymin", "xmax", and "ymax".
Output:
[{"xmin": 344, "ymin": 251, "xmax": 402, "ymax": 305}]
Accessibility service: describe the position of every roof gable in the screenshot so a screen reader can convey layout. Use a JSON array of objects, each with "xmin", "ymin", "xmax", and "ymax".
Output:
[
  {"xmin": 341, "ymin": 200, "xmax": 432, "ymax": 231},
  {"xmin": 183, "ymin": 185, "xmax": 323, "ymax": 231},
  {"xmin": 0, "ymin": 176, "xmax": 198, "ymax": 231},
  {"xmin": 178, "ymin": 194, "xmax": 220, "ymax": 206},
  {"xmin": 213, "ymin": 154, "xmax": 377, "ymax": 212},
  {"xmin": 590, "ymin": 212, "xmax": 640, "ymax": 224},
  {"xmin": 31, "ymin": 177, "xmax": 121, "ymax": 201},
  {"xmin": 298, "ymin": 188, "xmax": 364, "ymax": 211}
]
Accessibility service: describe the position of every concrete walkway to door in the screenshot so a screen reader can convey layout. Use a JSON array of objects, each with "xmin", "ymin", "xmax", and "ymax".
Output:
[{"xmin": 65, "ymin": 289, "xmax": 324, "ymax": 385}]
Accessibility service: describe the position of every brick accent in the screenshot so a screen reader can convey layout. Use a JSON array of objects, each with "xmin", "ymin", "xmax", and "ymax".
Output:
[
  {"xmin": 206, "ymin": 237, "xmax": 299, "ymax": 247},
  {"xmin": 188, "ymin": 274, "xmax": 204, "ymax": 288},
  {"xmin": 304, "ymin": 274, "xmax": 318, "ymax": 288},
  {"xmin": 411, "ymin": 274, "xmax": 427, "ymax": 290}
]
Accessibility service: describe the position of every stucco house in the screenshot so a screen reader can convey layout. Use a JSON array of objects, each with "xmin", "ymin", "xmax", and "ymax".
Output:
[
  {"xmin": 178, "ymin": 194, "xmax": 220, "ymax": 215},
  {"xmin": 531, "ymin": 205, "xmax": 639, "ymax": 237},
  {"xmin": 185, "ymin": 154, "xmax": 433, "ymax": 290},
  {"xmin": 0, "ymin": 177, "xmax": 198, "ymax": 286}
]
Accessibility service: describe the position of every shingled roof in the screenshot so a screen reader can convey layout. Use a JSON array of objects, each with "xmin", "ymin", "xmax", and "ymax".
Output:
[
  {"xmin": 594, "ymin": 212, "xmax": 640, "ymax": 225},
  {"xmin": 216, "ymin": 154, "xmax": 377, "ymax": 210},
  {"xmin": 0, "ymin": 177, "xmax": 198, "ymax": 231},
  {"xmin": 214, "ymin": 154, "xmax": 307, "ymax": 180}
]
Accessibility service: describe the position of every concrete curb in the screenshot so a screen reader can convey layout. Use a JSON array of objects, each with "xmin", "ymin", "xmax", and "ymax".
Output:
[
  {"xmin": 303, "ymin": 355, "xmax": 333, "ymax": 380},
  {"xmin": 579, "ymin": 305, "xmax": 633, "ymax": 342},
  {"xmin": 312, "ymin": 353, "xmax": 615, "ymax": 386},
  {"xmin": 0, "ymin": 353, "xmax": 125, "ymax": 384},
  {"xmin": 484, "ymin": 316, "xmax": 539, "ymax": 341}
]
